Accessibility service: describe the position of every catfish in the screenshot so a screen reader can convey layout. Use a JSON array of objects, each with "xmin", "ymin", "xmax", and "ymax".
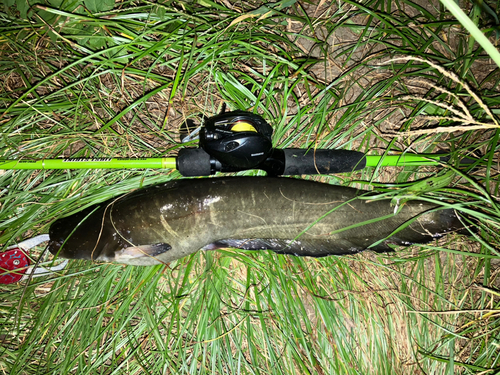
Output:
[{"xmin": 48, "ymin": 177, "xmax": 467, "ymax": 265}]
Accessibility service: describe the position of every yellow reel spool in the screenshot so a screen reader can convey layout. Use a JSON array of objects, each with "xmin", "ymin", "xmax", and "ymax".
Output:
[{"xmin": 230, "ymin": 121, "xmax": 257, "ymax": 132}]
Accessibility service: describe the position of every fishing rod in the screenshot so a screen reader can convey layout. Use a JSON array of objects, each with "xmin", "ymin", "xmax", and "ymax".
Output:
[
  {"xmin": 0, "ymin": 110, "xmax": 473, "ymax": 176},
  {"xmin": 0, "ymin": 153, "xmax": 453, "ymax": 173}
]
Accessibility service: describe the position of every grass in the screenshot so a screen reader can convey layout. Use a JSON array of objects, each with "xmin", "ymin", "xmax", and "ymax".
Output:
[{"xmin": 1, "ymin": 0, "xmax": 500, "ymax": 374}]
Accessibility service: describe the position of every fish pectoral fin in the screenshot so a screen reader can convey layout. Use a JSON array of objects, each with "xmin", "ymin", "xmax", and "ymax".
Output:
[{"xmin": 113, "ymin": 243, "xmax": 172, "ymax": 261}]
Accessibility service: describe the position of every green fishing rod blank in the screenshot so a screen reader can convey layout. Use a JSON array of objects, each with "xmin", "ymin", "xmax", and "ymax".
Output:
[
  {"xmin": 0, "ymin": 157, "xmax": 177, "ymax": 170},
  {"xmin": 364, "ymin": 154, "xmax": 443, "ymax": 167}
]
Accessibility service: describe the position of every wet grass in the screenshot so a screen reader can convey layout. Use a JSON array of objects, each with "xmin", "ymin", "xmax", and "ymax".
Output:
[{"xmin": 1, "ymin": 0, "xmax": 499, "ymax": 374}]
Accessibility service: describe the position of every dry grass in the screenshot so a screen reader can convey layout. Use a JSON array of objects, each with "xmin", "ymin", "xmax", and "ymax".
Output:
[{"xmin": 1, "ymin": 0, "xmax": 499, "ymax": 374}]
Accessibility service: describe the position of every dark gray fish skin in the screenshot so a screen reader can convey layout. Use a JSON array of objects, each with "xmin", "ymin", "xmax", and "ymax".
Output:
[{"xmin": 48, "ymin": 177, "xmax": 466, "ymax": 266}]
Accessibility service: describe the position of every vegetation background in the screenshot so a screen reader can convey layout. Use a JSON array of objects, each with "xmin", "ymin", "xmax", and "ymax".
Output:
[{"xmin": 1, "ymin": 0, "xmax": 499, "ymax": 374}]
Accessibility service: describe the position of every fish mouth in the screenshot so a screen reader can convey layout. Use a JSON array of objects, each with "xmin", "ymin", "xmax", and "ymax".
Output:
[{"xmin": 47, "ymin": 239, "xmax": 64, "ymax": 257}]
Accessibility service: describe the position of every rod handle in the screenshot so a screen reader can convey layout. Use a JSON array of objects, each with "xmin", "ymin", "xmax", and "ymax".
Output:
[
  {"xmin": 280, "ymin": 149, "xmax": 366, "ymax": 175},
  {"xmin": 177, "ymin": 148, "xmax": 367, "ymax": 176}
]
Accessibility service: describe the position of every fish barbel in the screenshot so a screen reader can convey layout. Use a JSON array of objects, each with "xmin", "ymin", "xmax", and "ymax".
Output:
[{"xmin": 48, "ymin": 177, "xmax": 465, "ymax": 265}]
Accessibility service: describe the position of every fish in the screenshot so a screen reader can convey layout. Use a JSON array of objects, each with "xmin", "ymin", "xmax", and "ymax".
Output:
[{"xmin": 47, "ymin": 177, "xmax": 467, "ymax": 266}]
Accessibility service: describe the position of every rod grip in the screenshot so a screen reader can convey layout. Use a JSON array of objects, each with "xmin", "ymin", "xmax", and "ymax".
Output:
[
  {"xmin": 282, "ymin": 149, "xmax": 366, "ymax": 175},
  {"xmin": 177, "ymin": 149, "xmax": 212, "ymax": 176}
]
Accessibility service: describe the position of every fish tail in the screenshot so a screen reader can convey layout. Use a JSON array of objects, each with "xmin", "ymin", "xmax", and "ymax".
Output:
[{"xmin": 389, "ymin": 208, "xmax": 470, "ymax": 247}]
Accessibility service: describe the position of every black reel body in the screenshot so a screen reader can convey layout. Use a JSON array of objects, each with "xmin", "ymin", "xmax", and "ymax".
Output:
[{"xmin": 200, "ymin": 111, "xmax": 273, "ymax": 170}]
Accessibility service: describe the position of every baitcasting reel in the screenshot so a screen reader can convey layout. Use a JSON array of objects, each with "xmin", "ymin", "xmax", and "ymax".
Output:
[{"xmin": 200, "ymin": 110, "xmax": 274, "ymax": 170}]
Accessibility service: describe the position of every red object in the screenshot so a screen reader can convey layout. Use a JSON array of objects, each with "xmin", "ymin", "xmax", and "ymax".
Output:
[{"xmin": 0, "ymin": 248, "xmax": 30, "ymax": 284}]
